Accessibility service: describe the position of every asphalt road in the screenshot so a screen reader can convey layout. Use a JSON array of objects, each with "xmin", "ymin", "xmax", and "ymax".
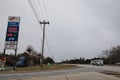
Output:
[
  {"xmin": 78, "ymin": 64, "xmax": 120, "ymax": 72},
  {"xmin": 0, "ymin": 65, "xmax": 120, "ymax": 80}
]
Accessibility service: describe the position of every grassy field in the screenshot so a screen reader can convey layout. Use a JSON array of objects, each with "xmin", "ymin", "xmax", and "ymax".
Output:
[{"xmin": 0, "ymin": 64, "xmax": 77, "ymax": 73}]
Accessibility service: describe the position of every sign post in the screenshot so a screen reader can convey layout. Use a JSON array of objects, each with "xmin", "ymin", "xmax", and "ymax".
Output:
[
  {"xmin": 0, "ymin": 57, "xmax": 6, "ymax": 70},
  {"xmin": 4, "ymin": 16, "xmax": 20, "ymax": 70}
]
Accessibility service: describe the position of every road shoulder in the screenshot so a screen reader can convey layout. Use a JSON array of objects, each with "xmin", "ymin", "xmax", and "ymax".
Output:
[{"xmin": 17, "ymin": 72, "xmax": 120, "ymax": 80}]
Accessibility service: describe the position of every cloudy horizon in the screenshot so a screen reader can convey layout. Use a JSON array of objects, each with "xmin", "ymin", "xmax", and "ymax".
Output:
[{"xmin": 0, "ymin": 0, "xmax": 120, "ymax": 62}]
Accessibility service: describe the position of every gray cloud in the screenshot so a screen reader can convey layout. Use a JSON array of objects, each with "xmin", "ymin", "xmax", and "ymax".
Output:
[{"xmin": 0, "ymin": 0, "xmax": 120, "ymax": 61}]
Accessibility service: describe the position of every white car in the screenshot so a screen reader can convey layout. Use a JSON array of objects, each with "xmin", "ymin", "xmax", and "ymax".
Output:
[{"xmin": 91, "ymin": 60, "xmax": 103, "ymax": 66}]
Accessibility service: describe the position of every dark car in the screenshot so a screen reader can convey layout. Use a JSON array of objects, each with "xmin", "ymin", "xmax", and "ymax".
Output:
[{"xmin": 16, "ymin": 57, "xmax": 27, "ymax": 67}]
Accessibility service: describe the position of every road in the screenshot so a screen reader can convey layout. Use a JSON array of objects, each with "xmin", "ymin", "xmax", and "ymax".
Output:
[
  {"xmin": 78, "ymin": 64, "xmax": 120, "ymax": 72},
  {"xmin": 0, "ymin": 65, "xmax": 120, "ymax": 80}
]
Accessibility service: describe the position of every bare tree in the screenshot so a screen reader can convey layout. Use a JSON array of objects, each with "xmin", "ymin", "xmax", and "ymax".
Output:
[{"xmin": 102, "ymin": 45, "xmax": 120, "ymax": 64}]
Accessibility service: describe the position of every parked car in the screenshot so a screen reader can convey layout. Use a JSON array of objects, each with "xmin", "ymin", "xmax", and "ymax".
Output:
[{"xmin": 16, "ymin": 57, "xmax": 28, "ymax": 67}]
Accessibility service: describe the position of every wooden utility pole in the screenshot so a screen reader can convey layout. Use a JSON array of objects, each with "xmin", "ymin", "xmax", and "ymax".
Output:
[{"xmin": 39, "ymin": 20, "xmax": 49, "ymax": 68}]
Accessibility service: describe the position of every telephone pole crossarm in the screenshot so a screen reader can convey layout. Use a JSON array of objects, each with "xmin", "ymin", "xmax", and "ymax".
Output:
[{"xmin": 39, "ymin": 20, "xmax": 49, "ymax": 25}]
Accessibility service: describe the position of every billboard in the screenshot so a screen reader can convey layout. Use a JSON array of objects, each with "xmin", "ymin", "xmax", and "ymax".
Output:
[{"xmin": 5, "ymin": 16, "xmax": 20, "ymax": 49}]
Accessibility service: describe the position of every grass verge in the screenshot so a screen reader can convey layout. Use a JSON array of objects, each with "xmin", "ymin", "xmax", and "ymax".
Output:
[{"xmin": 0, "ymin": 64, "xmax": 77, "ymax": 73}]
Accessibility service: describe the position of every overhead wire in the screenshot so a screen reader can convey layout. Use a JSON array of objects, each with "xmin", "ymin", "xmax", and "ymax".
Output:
[
  {"xmin": 41, "ymin": 0, "xmax": 51, "ymax": 54},
  {"xmin": 27, "ymin": 0, "xmax": 40, "ymax": 22},
  {"xmin": 42, "ymin": 0, "xmax": 49, "ymax": 21},
  {"xmin": 32, "ymin": 0, "xmax": 41, "ymax": 20},
  {"xmin": 27, "ymin": 0, "xmax": 43, "ymax": 30},
  {"xmin": 32, "ymin": 0, "xmax": 44, "ymax": 30},
  {"xmin": 27, "ymin": 0, "xmax": 54, "ymax": 60},
  {"xmin": 45, "ymin": 38, "xmax": 55, "ymax": 59},
  {"xmin": 37, "ymin": 0, "xmax": 44, "ymax": 20},
  {"xmin": 42, "ymin": 0, "xmax": 54, "ymax": 60},
  {"xmin": 38, "ymin": 0, "xmax": 53, "ymax": 58}
]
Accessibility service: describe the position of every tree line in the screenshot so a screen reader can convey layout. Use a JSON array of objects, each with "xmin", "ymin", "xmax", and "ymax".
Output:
[
  {"xmin": 0, "ymin": 45, "xmax": 54, "ymax": 67},
  {"xmin": 61, "ymin": 57, "xmax": 100, "ymax": 64},
  {"xmin": 1, "ymin": 45, "xmax": 120, "ymax": 66},
  {"xmin": 62, "ymin": 45, "xmax": 120, "ymax": 65}
]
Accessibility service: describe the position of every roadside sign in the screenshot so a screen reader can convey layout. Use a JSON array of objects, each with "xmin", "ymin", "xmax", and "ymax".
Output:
[
  {"xmin": 5, "ymin": 44, "xmax": 17, "ymax": 49},
  {"xmin": 5, "ymin": 16, "xmax": 20, "ymax": 49},
  {"xmin": 0, "ymin": 57, "xmax": 6, "ymax": 63}
]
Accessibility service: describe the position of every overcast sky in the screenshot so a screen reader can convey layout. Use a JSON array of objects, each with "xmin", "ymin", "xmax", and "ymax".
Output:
[{"xmin": 0, "ymin": 0, "xmax": 120, "ymax": 62}]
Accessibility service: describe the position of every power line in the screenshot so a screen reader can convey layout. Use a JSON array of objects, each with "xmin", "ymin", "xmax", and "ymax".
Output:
[
  {"xmin": 27, "ymin": 0, "xmax": 40, "ymax": 21},
  {"xmin": 28, "ymin": 0, "xmax": 53, "ymax": 60},
  {"xmin": 32, "ymin": 0, "xmax": 44, "ymax": 30},
  {"xmin": 45, "ymin": 38, "xmax": 53, "ymax": 57},
  {"xmin": 41, "ymin": 0, "xmax": 53, "ymax": 59},
  {"xmin": 36, "ymin": 0, "xmax": 51, "ymax": 55},
  {"xmin": 32, "ymin": 0, "xmax": 43, "ymax": 21},
  {"xmin": 43, "ymin": 0, "xmax": 49, "ymax": 21},
  {"xmin": 38, "ymin": 0, "xmax": 51, "ymax": 56},
  {"xmin": 37, "ymin": 0, "xmax": 44, "ymax": 20},
  {"xmin": 27, "ymin": 0, "xmax": 43, "ymax": 30}
]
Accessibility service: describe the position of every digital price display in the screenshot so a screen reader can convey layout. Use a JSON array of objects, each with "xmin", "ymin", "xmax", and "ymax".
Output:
[
  {"xmin": 5, "ymin": 25, "xmax": 19, "ymax": 41},
  {"xmin": 8, "ymin": 27, "xmax": 18, "ymax": 33}
]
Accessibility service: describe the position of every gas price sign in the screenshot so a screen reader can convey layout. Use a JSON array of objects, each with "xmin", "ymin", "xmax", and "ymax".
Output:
[{"xmin": 5, "ymin": 16, "xmax": 20, "ymax": 49}]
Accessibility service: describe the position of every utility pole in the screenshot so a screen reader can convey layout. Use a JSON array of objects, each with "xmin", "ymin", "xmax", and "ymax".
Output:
[{"xmin": 39, "ymin": 20, "xmax": 49, "ymax": 68}]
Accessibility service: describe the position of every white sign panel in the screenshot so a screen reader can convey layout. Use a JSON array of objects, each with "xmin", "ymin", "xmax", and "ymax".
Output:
[
  {"xmin": 5, "ymin": 45, "xmax": 17, "ymax": 49},
  {"xmin": 8, "ymin": 16, "xmax": 20, "ymax": 22}
]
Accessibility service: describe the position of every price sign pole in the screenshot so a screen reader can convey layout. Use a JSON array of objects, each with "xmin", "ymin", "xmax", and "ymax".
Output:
[{"xmin": 4, "ymin": 16, "xmax": 20, "ymax": 70}]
